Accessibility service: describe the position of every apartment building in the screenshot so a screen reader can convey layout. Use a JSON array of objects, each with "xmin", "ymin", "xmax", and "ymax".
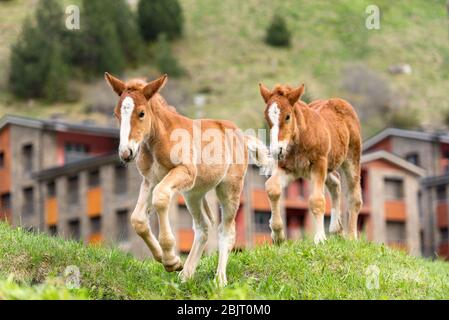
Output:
[
  {"xmin": 0, "ymin": 115, "xmax": 438, "ymax": 259},
  {"xmin": 364, "ymin": 128, "xmax": 449, "ymax": 259}
]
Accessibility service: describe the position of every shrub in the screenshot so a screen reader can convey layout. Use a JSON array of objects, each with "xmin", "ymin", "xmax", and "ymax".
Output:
[
  {"xmin": 265, "ymin": 14, "xmax": 291, "ymax": 47},
  {"xmin": 137, "ymin": 0, "xmax": 183, "ymax": 42},
  {"xmin": 154, "ymin": 34, "xmax": 184, "ymax": 77}
]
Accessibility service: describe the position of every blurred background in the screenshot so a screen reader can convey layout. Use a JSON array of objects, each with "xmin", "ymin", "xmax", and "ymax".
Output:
[{"xmin": 1, "ymin": 0, "xmax": 448, "ymax": 135}]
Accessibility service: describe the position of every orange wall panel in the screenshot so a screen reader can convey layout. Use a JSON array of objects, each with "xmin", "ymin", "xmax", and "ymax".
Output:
[
  {"xmin": 178, "ymin": 228, "xmax": 194, "ymax": 252},
  {"xmin": 0, "ymin": 127, "xmax": 11, "ymax": 195},
  {"xmin": 439, "ymin": 243, "xmax": 449, "ymax": 260},
  {"xmin": 254, "ymin": 233, "xmax": 272, "ymax": 246},
  {"xmin": 384, "ymin": 200, "xmax": 407, "ymax": 221},
  {"xmin": 437, "ymin": 203, "xmax": 448, "ymax": 228},
  {"xmin": 87, "ymin": 187, "xmax": 102, "ymax": 217},
  {"xmin": 88, "ymin": 233, "xmax": 103, "ymax": 245},
  {"xmin": 46, "ymin": 197, "xmax": 58, "ymax": 225}
]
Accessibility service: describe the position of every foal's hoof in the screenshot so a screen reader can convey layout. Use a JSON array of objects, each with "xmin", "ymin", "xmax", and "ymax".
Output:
[
  {"xmin": 271, "ymin": 230, "xmax": 286, "ymax": 245},
  {"xmin": 329, "ymin": 221, "xmax": 344, "ymax": 236},
  {"xmin": 215, "ymin": 273, "xmax": 228, "ymax": 288},
  {"xmin": 164, "ymin": 259, "xmax": 184, "ymax": 272},
  {"xmin": 314, "ymin": 232, "xmax": 327, "ymax": 245}
]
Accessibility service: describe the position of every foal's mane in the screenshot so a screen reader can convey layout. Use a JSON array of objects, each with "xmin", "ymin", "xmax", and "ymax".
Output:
[
  {"xmin": 272, "ymin": 84, "xmax": 294, "ymax": 98},
  {"xmin": 125, "ymin": 78, "xmax": 178, "ymax": 114}
]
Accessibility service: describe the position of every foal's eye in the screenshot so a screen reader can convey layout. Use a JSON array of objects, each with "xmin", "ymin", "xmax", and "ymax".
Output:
[
  {"xmin": 139, "ymin": 111, "xmax": 145, "ymax": 119},
  {"xmin": 285, "ymin": 115, "xmax": 291, "ymax": 121}
]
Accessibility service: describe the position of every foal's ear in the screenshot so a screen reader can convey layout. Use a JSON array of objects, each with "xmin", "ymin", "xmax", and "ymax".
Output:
[
  {"xmin": 104, "ymin": 72, "xmax": 126, "ymax": 96},
  {"xmin": 259, "ymin": 83, "xmax": 272, "ymax": 103},
  {"xmin": 287, "ymin": 84, "xmax": 305, "ymax": 105},
  {"xmin": 143, "ymin": 74, "xmax": 168, "ymax": 99}
]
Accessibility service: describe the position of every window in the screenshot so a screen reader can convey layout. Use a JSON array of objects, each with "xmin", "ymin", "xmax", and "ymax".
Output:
[
  {"xmin": 64, "ymin": 143, "xmax": 90, "ymax": 163},
  {"xmin": 67, "ymin": 176, "xmax": 79, "ymax": 204},
  {"xmin": 88, "ymin": 169, "xmax": 100, "ymax": 187},
  {"xmin": 47, "ymin": 181, "xmax": 56, "ymax": 198},
  {"xmin": 68, "ymin": 219, "xmax": 81, "ymax": 240},
  {"xmin": 49, "ymin": 225, "xmax": 58, "ymax": 236},
  {"xmin": 114, "ymin": 165, "xmax": 127, "ymax": 194},
  {"xmin": 254, "ymin": 211, "xmax": 271, "ymax": 233},
  {"xmin": 90, "ymin": 216, "xmax": 102, "ymax": 234},
  {"xmin": 405, "ymin": 152, "xmax": 420, "ymax": 166},
  {"xmin": 384, "ymin": 178, "xmax": 404, "ymax": 200},
  {"xmin": 436, "ymin": 185, "xmax": 447, "ymax": 201},
  {"xmin": 1, "ymin": 193, "xmax": 11, "ymax": 211},
  {"xmin": 116, "ymin": 209, "xmax": 129, "ymax": 242},
  {"xmin": 22, "ymin": 187, "xmax": 34, "ymax": 215},
  {"xmin": 22, "ymin": 144, "xmax": 33, "ymax": 173},
  {"xmin": 440, "ymin": 228, "xmax": 449, "ymax": 243},
  {"xmin": 386, "ymin": 221, "xmax": 406, "ymax": 243},
  {"xmin": 0, "ymin": 151, "xmax": 4, "ymax": 168}
]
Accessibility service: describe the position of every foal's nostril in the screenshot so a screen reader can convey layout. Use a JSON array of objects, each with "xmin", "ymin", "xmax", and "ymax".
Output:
[{"xmin": 128, "ymin": 148, "xmax": 133, "ymax": 159}]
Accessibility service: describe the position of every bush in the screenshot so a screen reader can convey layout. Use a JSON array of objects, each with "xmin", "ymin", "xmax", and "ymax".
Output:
[
  {"xmin": 387, "ymin": 108, "xmax": 421, "ymax": 130},
  {"xmin": 265, "ymin": 14, "xmax": 291, "ymax": 47},
  {"xmin": 154, "ymin": 34, "xmax": 184, "ymax": 77},
  {"xmin": 9, "ymin": 0, "xmax": 70, "ymax": 101},
  {"xmin": 137, "ymin": 0, "xmax": 183, "ymax": 42}
]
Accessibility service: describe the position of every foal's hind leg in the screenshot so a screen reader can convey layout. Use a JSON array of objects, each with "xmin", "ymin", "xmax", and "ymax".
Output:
[
  {"xmin": 130, "ymin": 180, "xmax": 163, "ymax": 262},
  {"xmin": 180, "ymin": 193, "xmax": 211, "ymax": 282},
  {"xmin": 341, "ymin": 159, "xmax": 363, "ymax": 240},
  {"xmin": 215, "ymin": 179, "xmax": 243, "ymax": 287},
  {"xmin": 326, "ymin": 171, "xmax": 343, "ymax": 235}
]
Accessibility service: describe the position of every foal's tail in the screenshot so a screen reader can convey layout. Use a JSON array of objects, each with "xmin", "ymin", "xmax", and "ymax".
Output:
[{"xmin": 245, "ymin": 135, "xmax": 274, "ymax": 176}]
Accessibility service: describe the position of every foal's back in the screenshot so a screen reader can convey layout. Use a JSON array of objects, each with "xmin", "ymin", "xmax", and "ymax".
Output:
[{"xmin": 308, "ymin": 98, "xmax": 362, "ymax": 170}]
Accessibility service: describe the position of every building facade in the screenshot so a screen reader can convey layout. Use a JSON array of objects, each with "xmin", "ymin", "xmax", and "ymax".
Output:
[{"xmin": 1, "ymin": 115, "xmax": 444, "ymax": 260}]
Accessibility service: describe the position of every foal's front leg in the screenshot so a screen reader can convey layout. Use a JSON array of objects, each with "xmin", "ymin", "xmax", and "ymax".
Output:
[
  {"xmin": 265, "ymin": 168, "xmax": 290, "ymax": 244},
  {"xmin": 309, "ymin": 158, "xmax": 328, "ymax": 244},
  {"xmin": 130, "ymin": 180, "xmax": 163, "ymax": 262},
  {"xmin": 152, "ymin": 166, "xmax": 195, "ymax": 272}
]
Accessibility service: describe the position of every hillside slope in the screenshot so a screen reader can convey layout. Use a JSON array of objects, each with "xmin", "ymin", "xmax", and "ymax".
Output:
[
  {"xmin": 1, "ymin": 1, "xmax": 449, "ymax": 136},
  {"xmin": 1, "ymin": 223, "xmax": 448, "ymax": 300}
]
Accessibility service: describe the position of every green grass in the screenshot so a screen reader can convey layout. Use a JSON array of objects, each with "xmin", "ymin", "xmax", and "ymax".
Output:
[
  {"xmin": 1, "ymin": 1, "xmax": 449, "ymax": 136},
  {"xmin": 1, "ymin": 223, "xmax": 449, "ymax": 300}
]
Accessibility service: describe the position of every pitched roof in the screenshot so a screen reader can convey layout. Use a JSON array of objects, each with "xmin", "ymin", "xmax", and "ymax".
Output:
[
  {"xmin": 361, "ymin": 150, "xmax": 426, "ymax": 177},
  {"xmin": 0, "ymin": 115, "xmax": 118, "ymax": 137},
  {"xmin": 363, "ymin": 128, "xmax": 449, "ymax": 151},
  {"xmin": 33, "ymin": 153, "xmax": 121, "ymax": 181}
]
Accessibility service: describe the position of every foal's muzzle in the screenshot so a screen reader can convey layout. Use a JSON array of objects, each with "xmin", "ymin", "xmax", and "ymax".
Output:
[{"xmin": 119, "ymin": 141, "xmax": 139, "ymax": 163}]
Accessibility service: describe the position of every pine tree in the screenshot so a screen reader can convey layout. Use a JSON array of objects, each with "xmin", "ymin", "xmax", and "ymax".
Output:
[
  {"xmin": 138, "ymin": 0, "xmax": 184, "ymax": 42},
  {"xmin": 9, "ymin": 0, "xmax": 69, "ymax": 100},
  {"xmin": 154, "ymin": 33, "xmax": 184, "ymax": 77},
  {"xmin": 265, "ymin": 14, "xmax": 291, "ymax": 47}
]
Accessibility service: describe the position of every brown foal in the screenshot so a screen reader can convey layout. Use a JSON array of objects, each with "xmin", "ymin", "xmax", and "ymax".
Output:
[{"xmin": 259, "ymin": 83, "xmax": 363, "ymax": 244}]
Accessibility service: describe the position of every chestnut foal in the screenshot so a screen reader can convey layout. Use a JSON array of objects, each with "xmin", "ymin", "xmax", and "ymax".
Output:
[
  {"xmin": 259, "ymin": 83, "xmax": 363, "ymax": 244},
  {"xmin": 105, "ymin": 73, "xmax": 269, "ymax": 286}
]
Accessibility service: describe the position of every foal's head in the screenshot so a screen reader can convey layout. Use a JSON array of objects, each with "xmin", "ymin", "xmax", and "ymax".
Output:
[
  {"xmin": 259, "ymin": 83, "xmax": 305, "ymax": 160},
  {"xmin": 105, "ymin": 73, "xmax": 168, "ymax": 162}
]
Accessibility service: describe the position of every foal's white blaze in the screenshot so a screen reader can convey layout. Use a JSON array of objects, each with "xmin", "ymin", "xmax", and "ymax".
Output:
[
  {"xmin": 119, "ymin": 96, "xmax": 138, "ymax": 158},
  {"xmin": 268, "ymin": 102, "xmax": 288, "ymax": 158}
]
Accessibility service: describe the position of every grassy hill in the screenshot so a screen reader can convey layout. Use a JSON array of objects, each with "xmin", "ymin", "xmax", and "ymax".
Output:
[
  {"xmin": 1, "ymin": 223, "xmax": 449, "ymax": 300},
  {"xmin": 1, "ymin": 1, "xmax": 449, "ymax": 136}
]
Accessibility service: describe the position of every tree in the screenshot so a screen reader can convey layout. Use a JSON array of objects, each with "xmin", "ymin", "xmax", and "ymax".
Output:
[
  {"xmin": 66, "ymin": 0, "xmax": 143, "ymax": 77},
  {"xmin": 9, "ymin": 0, "xmax": 70, "ymax": 101},
  {"xmin": 265, "ymin": 14, "xmax": 291, "ymax": 47},
  {"xmin": 154, "ymin": 34, "xmax": 184, "ymax": 77},
  {"xmin": 137, "ymin": 0, "xmax": 184, "ymax": 42}
]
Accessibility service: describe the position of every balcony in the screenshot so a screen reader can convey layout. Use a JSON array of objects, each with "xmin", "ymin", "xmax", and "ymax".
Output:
[{"xmin": 384, "ymin": 200, "xmax": 406, "ymax": 221}]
